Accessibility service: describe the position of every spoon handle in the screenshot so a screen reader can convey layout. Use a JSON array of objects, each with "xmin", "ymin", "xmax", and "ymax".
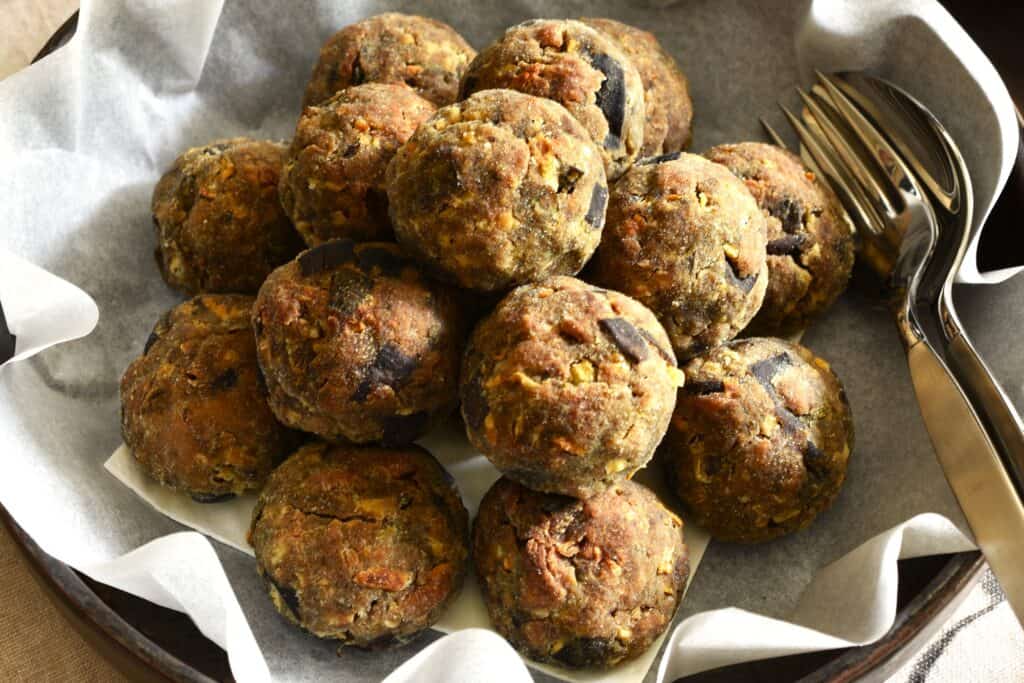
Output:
[{"xmin": 942, "ymin": 306, "xmax": 1024, "ymax": 491}]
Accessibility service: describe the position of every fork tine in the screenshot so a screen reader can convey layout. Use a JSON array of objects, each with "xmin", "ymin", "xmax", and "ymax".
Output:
[
  {"xmin": 800, "ymin": 111, "xmax": 895, "ymax": 254},
  {"xmin": 802, "ymin": 85, "xmax": 902, "ymax": 224},
  {"xmin": 780, "ymin": 103, "xmax": 898, "ymax": 274},
  {"xmin": 761, "ymin": 116, "xmax": 830, "ymax": 184},
  {"xmin": 760, "ymin": 117, "xmax": 788, "ymax": 149},
  {"xmin": 805, "ymin": 83, "xmax": 879, "ymax": 239},
  {"xmin": 796, "ymin": 87, "xmax": 901, "ymax": 220},
  {"xmin": 779, "ymin": 104, "xmax": 890, "ymax": 241}
]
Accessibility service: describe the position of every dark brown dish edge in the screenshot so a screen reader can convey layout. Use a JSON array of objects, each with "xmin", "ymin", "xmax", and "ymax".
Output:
[{"xmin": 0, "ymin": 507, "xmax": 215, "ymax": 683}]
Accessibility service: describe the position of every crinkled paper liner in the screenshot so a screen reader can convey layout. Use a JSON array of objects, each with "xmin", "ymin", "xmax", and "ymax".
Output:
[{"xmin": 1, "ymin": 0, "xmax": 1019, "ymax": 681}]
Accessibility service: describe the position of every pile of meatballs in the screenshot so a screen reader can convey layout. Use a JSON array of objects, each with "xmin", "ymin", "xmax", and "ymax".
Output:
[{"xmin": 120, "ymin": 12, "xmax": 856, "ymax": 670}]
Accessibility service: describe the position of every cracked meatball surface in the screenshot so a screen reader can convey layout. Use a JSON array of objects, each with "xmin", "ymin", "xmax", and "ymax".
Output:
[
  {"xmin": 249, "ymin": 440, "xmax": 468, "ymax": 646},
  {"xmin": 303, "ymin": 12, "xmax": 476, "ymax": 108},
  {"xmin": 661, "ymin": 337, "xmax": 853, "ymax": 543},
  {"xmin": 474, "ymin": 477, "xmax": 689, "ymax": 668},
  {"xmin": 120, "ymin": 295, "xmax": 302, "ymax": 502},
  {"xmin": 280, "ymin": 83, "xmax": 436, "ymax": 246},
  {"xmin": 461, "ymin": 19, "xmax": 645, "ymax": 180},
  {"xmin": 581, "ymin": 17, "xmax": 693, "ymax": 156},
  {"xmin": 461, "ymin": 276, "xmax": 682, "ymax": 498},
  {"xmin": 152, "ymin": 138, "xmax": 303, "ymax": 295},
  {"xmin": 387, "ymin": 89, "xmax": 607, "ymax": 293},
  {"xmin": 705, "ymin": 142, "xmax": 854, "ymax": 335},
  {"xmin": 253, "ymin": 240, "xmax": 464, "ymax": 445},
  {"xmin": 591, "ymin": 152, "xmax": 768, "ymax": 361}
]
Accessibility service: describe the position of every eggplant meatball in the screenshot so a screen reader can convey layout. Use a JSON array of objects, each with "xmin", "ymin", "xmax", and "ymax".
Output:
[
  {"xmin": 250, "ymin": 441, "xmax": 469, "ymax": 646},
  {"xmin": 582, "ymin": 17, "xmax": 693, "ymax": 155},
  {"xmin": 253, "ymin": 240, "xmax": 464, "ymax": 445},
  {"xmin": 591, "ymin": 152, "xmax": 768, "ymax": 360},
  {"xmin": 304, "ymin": 13, "xmax": 476, "ymax": 107},
  {"xmin": 120, "ymin": 295, "xmax": 302, "ymax": 501},
  {"xmin": 280, "ymin": 83, "xmax": 436, "ymax": 246},
  {"xmin": 661, "ymin": 337, "xmax": 854, "ymax": 542},
  {"xmin": 474, "ymin": 478, "xmax": 689, "ymax": 668},
  {"xmin": 461, "ymin": 277, "xmax": 682, "ymax": 498},
  {"xmin": 387, "ymin": 89, "xmax": 607, "ymax": 293},
  {"xmin": 461, "ymin": 19, "xmax": 645, "ymax": 180},
  {"xmin": 152, "ymin": 138, "xmax": 303, "ymax": 295},
  {"xmin": 705, "ymin": 142, "xmax": 854, "ymax": 335}
]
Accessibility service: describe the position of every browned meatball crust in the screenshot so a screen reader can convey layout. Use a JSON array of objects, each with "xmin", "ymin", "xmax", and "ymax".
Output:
[
  {"xmin": 250, "ymin": 441, "xmax": 468, "ymax": 646},
  {"xmin": 280, "ymin": 84, "xmax": 436, "ymax": 246},
  {"xmin": 461, "ymin": 277, "xmax": 682, "ymax": 498},
  {"xmin": 474, "ymin": 478, "xmax": 689, "ymax": 668},
  {"xmin": 303, "ymin": 13, "xmax": 476, "ymax": 108},
  {"xmin": 582, "ymin": 18, "xmax": 693, "ymax": 155},
  {"xmin": 461, "ymin": 19, "xmax": 645, "ymax": 180},
  {"xmin": 387, "ymin": 89, "xmax": 607, "ymax": 293},
  {"xmin": 592, "ymin": 153, "xmax": 768, "ymax": 360},
  {"xmin": 120, "ymin": 295, "xmax": 302, "ymax": 501},
  {"xmin": 661, "ymin": 337, "xmax": 854, "ymax": 543},
  {"xmin": 252, "ymin": 240, "xmax": 464, "ymax": 445},
  {"xmin": 705, "ymin": 143, "xmax": 855, "ymax": 335},
  {"xmin": 152, "ymin": 138, "xmax": 303, "ymax": 295}
]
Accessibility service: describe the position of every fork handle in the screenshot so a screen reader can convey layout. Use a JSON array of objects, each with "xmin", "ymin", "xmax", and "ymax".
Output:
[
  {"xmin": 908, "ymin": 338, "xmax": 1024, "ymax": 626},
  {"xmin": 942, "ymin": 319, "xmax": 1024, "ymax": 491}
]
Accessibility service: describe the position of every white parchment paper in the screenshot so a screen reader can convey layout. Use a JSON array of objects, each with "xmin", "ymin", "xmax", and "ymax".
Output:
[{"xmin": 0, "ymin": 0, "xmax": 1020, "ymax": 681}]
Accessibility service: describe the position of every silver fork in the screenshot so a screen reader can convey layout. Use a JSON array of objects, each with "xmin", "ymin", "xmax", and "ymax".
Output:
[
  {"xmin": 822, "ymin": 75, "xmax": 1024, "ymax": 494},
  {"xmin": 763, "ymin": 72, "xmax": 1024, "ymax": 625}
]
